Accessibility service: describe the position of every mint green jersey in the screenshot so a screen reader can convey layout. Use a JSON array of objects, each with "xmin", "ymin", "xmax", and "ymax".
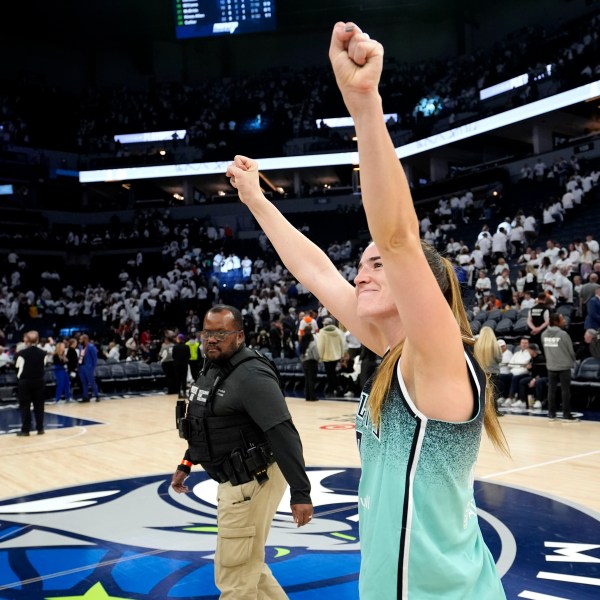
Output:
[{"xmin": 355, "ymin": 349, "xmax": 506, "ymax": 599}]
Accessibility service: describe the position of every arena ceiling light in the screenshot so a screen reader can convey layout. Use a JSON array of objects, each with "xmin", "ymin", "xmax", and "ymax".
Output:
[
  {"xmin": 79, "ymin": 79, "xmax": 600, "ymax": 183},
  {"xmin": 114, "ymin": 130, "xmax": 187, "ymax": 144}
]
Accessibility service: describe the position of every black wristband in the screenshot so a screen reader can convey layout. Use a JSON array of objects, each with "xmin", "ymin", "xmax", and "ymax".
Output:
[{"xmin": 176, "ymin": 464, "xmax": 191, "ymax": 475}]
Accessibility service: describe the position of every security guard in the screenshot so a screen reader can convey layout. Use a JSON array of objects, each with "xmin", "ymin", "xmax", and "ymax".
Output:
[
  {"xmin": 171, "ymin": 304, "xmax": 313, "ymax": 600},
  {"xmin": 186, "ymin": 331, "xmax": 201, "ymax": 381},
  {"xmin": 527, "ymin": 292, "xmax": 550, "ymax": 348}
]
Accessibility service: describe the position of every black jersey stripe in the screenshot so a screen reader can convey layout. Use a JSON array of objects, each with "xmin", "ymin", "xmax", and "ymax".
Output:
[{"xmin": 397, "ymin": 413, "xmax": 424, "ymax": 599}]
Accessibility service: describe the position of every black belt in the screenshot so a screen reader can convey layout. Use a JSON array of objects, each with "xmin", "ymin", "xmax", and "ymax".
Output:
[{"xmin": 215, "ymin": 454, "xmax": 276, "ymax": 486}]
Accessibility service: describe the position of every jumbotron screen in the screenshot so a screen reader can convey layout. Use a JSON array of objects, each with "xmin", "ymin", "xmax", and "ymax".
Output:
[{"xmin": 174, "ymin": 0, "xmax": 276, "ymax": 39}]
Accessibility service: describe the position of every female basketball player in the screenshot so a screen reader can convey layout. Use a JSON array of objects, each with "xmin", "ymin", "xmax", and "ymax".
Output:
[{"xmin": 226, "ymin": 21, "xmax": 507, "ymax": 600}]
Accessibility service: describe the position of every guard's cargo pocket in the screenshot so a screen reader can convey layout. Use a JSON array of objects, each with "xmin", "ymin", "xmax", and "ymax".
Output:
[{"xmin": 218, "ymin": 525, "xmax": 256, "ymax": 567}]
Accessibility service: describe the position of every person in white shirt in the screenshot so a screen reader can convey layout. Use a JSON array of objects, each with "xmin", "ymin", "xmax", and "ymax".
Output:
[
  {"xmin": 542, "ymin": 240, "xmax": 560, "ymax": 264},
  {"xmin": 555, "ymin": 250, "xmax": 573, "ymax": 275},
  {"xmin": 446, "ymin": 238, "xmax": 461, "ymax": 256},
  {"xmin": 491, "ymin": 228, "xmax": 508, "ymax": 262},
  {"xmin": 470, "ymin": 245, "xmax": 485, "ymax": 270},
  {"xmin": 423, "ymin": 226, "xmax": 438, "ymax": 246},
  {"xmin": 477, "ymin": 225, "xmax": 491, "ymax": 241},
  {"xmin": 499, "ymin": 338, "xmax": 532, "ymax": 407},
  {"xmin": 567, "ymin": 242, "xmax": 581, "ymax": 271},
  {"xmin": 585, "ymin": 234, "xmax": 599, "ymax": 261},
  {"xmin": 449, "ymin": 195, "xmax": 461, "ymax": 222},
  {"xmin": 456, "ymin": 248, "xmax": 472, "ymax": 267},
  {"xmin": 496, "ymin": 219, "xmax": 511, "ymax": 235},
  {"xmin": 460, "ymin": 192, "xmax": 472, "ymax": 219},
  {"xmin": 0, "ymin": 347, "xmax": 12, "ymax": 369},
  {"xmin": 241, "ymin": 256, "xmax": 253, "ymax": 279},
  {"xmin": 520, "ymin": 291, "xmax": 536, "ymax": 310},
  {"xmin": 520, "ymin": 164, "xmax": 533, "ymax": 181},
  {"xmin": 419, "ymin": 214, "xmax": 431, "ymax": 235},
  {"xmin": 579, "ymin": 242, "xmax": 595, "ymax": 280},
  {"xmin": 542, "ymin": 264, "xmax": 559, "ymax": 292},
  {"xmin": 475, "ymin": 270, "xmax": 492, "ymax": 305},
  {"xmin": 508, "ymin": 222, "xmax": 525, "ymax": 257},
  {"xmin": 493, "ymin": 257, "xmax": 509, "ymax": 276},
  {"xmin": 106, "ymin": 341, "xmax": 121, "ymax": 361},
  {"xmin": 551, "ymin": 200, "xmax": 564, "ymax": 226},
  {"xmin": 533, "ymin": 160, "xmax": 546, "ymax": 181},
  {"xmin": 561, "ymin": 190, "xmax": 574, "ymax": 211},
  {"xmin": 515, "ymin": 269, "xmax": 527, "ymax": 298},
  {"xmin": 523, "ymin": 213, "xmax": 537, "ymax": 244},
  {"xmin": 565, "ymin": 175, "xmax": 579, "ymax": 193},
  {"xmin": 496, "ymin": 339, "xmax": 514, "ymax": 405},
  {"xmin": 478, "ymin": 232, "xmax": 492, "ymax": 269},
  {"xmin": 495, "ymin": 268, "xmax": 513, "ymax": 306},
  {"xmin": 554, "ymin": 267, "xmax": 574, "ymax": 305},
  {"xmin": 542, "ymin": 204, "xmax": 555, "ymax": 232}
]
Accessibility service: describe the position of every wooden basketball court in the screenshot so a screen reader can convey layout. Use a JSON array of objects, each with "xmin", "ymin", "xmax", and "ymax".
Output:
[{"xmin": 0, "ymin": 394, "xmax": 598, "ymax": 598}]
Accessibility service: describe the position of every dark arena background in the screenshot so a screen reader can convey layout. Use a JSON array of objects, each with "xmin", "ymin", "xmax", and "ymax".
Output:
[{"xmin": 1, "ymin": 1, "xmax": 600, "ymax": 598}]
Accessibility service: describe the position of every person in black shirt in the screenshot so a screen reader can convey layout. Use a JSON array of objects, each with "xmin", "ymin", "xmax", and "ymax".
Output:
[
  {"xmin": 268, "ymin": 319, "xmax": 283, "ymax": 359},
  {"xmin": 527, "ymin": 292, "xmax": 551, "ymax": 348},
  {"xmin": 15, "ymin": 330, "xmax": 48, "ymax": 436},
  {"xmin": 516, "ymin": 343, "xmax": 547, "ymax": 409},
  {"xmin": 66, "ymin": 337, "xmax": 80, "ymax": 398},
  {"xmin": 171, "ymin": 304, "xmax": 312, "ymax": 598}
]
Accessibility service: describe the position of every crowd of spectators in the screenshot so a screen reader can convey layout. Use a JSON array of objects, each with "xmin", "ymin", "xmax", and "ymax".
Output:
[
  {"xmin": 0, "ymin": 149, "xmax": 599, "ymax": 410},
  {"xmin": 465, "ymin": 166, "xmax": 598, "ymax": 312},
  {"xmin": 0, "ymin": 198, "xmax": 362, "ymax": 381},
  {"xmin": 1, "ymin": 154, "xmax": 598, "ymax": 353},
  {"xmin": 1, "ymin": 9, "xmax": 598, "ymax": 164}
]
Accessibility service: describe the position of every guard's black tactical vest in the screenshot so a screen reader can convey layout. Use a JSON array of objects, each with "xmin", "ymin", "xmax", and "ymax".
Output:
[{"xmin": 184, "ymin": 346, "xmax": 279, "ymax": 470}]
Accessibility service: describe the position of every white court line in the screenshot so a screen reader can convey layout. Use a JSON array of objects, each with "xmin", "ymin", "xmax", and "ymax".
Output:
[
  {"xmin": 0, "ymin": 426, "xmax": 90, "ymax": 456},
  {"xmin": 482, "ymin": 449, "xmax": 600, "ymax": 479},
  {"xmin": 35, "ymin": 426, "xmax": 91, "ymax": 446}
]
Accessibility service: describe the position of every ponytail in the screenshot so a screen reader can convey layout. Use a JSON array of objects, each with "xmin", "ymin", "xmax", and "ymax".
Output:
[{"xmin": 367, "ymin": 245, "xmax": 508, "ymax": 455}]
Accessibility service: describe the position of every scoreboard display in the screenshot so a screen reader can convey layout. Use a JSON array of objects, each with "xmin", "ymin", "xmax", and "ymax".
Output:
[{"xmin": 174, "ymin": 0, "xmax": 276, "ymax": 39}]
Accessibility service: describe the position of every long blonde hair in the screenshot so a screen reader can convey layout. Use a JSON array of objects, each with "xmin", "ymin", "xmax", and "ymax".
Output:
[
  {"xmin": 475, "ymin": 326, "xmax": 502, "ymax": 372},
  {"xmin": 53, "ymin": 342, "xmax": 67, "ymax": 362},
  {"xmin": 367, "ymin": 242, "xmax": 508, "ymax": 454}
]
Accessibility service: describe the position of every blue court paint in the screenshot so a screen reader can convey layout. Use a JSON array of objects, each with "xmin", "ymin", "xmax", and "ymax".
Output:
[
  {"xmin": 0, "ymin": 469, "xmax": 597, "ymax": 599},
  {"xmin": 0, "ymin": 406, "xmax": 101, "ymax": 435}
]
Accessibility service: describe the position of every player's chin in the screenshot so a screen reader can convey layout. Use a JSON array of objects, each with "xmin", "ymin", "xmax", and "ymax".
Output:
[{"xmin": 355, "ymin": 303, "xmax": 375, "ymax": 320}]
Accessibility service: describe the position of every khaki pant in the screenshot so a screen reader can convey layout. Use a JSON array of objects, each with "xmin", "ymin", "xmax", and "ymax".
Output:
[{"xmin": 215, "ymin": 463, "xmax": 288, "ymax": 599}]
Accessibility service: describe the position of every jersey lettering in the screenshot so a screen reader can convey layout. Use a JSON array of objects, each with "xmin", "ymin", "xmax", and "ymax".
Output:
[{"xmin": 356, "ymin": 390, "xmax": 381, "ymax": 446}]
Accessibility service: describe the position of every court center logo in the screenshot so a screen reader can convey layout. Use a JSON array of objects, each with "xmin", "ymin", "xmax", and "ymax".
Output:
[{"xmin": 0, "ymin": 468, "xmax": 598, "ymax": 599}]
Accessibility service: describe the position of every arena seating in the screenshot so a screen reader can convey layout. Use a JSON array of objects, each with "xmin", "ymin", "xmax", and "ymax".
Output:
[
  {"xmin": 0, "ymin": 361, "xmax": 169, "ymax": 402},
  {"xmin": 570, "ymin": 358, "xmax": 600, "ymax": 407},
  {"xmin": 274, "ymin": 357, "xmax": 332, "ymax": 397}
]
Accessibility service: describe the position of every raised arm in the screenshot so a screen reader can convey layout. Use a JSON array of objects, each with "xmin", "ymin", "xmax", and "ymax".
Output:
[
  {"xmin": 329, "ymin": 23, "xmax": 470, "ymax": 417},
  {"xmin": 227, "ymin": 156, "xmax": 387, "ymax": 354}
]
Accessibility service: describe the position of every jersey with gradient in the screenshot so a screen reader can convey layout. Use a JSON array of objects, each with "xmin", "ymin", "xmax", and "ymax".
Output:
[{"xmin": 355, "ymin": 349, "xmax": 506, "ymax": 599}]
